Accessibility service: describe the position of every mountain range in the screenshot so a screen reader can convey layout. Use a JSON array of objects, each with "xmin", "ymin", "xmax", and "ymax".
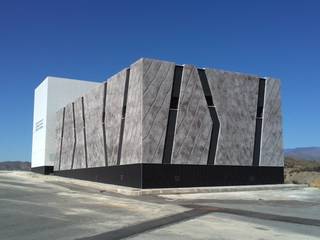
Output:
[
  {"xmin": 285, "ymin": 147, "xmax": 320, "ymax": 161},
  {"xmin": 0, "ymin": 161, "xmax": 31, "ymax": 171}
]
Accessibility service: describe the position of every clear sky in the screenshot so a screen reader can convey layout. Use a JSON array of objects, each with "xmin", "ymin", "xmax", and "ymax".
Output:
[{"xmin": 0, "ymin": 0, "xmax": 319, "ymax": 161}]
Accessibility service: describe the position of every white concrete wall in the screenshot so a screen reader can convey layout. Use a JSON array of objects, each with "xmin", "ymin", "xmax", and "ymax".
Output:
[{"xmin": 31, "ymin": 77, "xmax": 100, "ymax": 168}]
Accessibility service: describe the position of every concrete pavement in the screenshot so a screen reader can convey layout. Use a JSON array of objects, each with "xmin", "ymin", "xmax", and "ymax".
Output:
[{"xmin": 0, "ymin": 171, "xmax": 319, "ymax": 240}]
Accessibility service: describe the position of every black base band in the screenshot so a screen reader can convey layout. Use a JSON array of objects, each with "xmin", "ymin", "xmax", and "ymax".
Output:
[
  {"xmin": 31, "ymin": 166, "xmax": 54, "ymax": 175},
  {"xmin": 53, "ymin": 164, "xmax": 284, "ymax": 189}
]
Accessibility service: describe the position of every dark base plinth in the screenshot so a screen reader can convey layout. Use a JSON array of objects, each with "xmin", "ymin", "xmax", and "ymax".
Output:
[
  {"xmin": 31, "ymin": 166, "xmax": 54, "ymax": 175},
  {"xmin": 54, "ymin": 164, "xmax": 284, "ymax": 189}
]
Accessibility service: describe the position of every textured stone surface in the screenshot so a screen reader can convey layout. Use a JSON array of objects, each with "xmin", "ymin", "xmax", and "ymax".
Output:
[
  {"xmin": 121, "ymin": 59, "xmax": 143, "ymax": 165},
  {"xmin": 53, "ymin": 58, "xmax": 283, "ymax": 169},
  {"xmin": 205, "ymin": 69, "xmax": 259, "ymax": 166},
  {"xmin": 171, "ymin": 65, "xmax": 212, "ymax": 165},
  {"xmin": 53, "ymin": 108, "xmax": 64, "ymax": 171},
  {"xmin": 73, "ymin": 97, "xmax": 86, "ymax": 169},
  {"xmin": 142, "ymin": 59, "xmax": 175, "ymax": 164},
  {"xmin": 260, "ymin": 79, "xmax": 284, "ymax": 166},
  {"xmin": 105, "ymin": 69, "xmax": 127, "ymax": 166},
  {"xmin": 83, "ymin": 84, "xmax": 106, "ymax": 168},
  {"xmin": 60, "ymin": 104, "xmax": 75, "ymax": 170}
]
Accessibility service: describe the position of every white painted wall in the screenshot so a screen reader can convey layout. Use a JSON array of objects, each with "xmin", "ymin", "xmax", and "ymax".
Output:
[{"xmin": 32, "ymin": 77, "xmax": 100, "ymax": 168}]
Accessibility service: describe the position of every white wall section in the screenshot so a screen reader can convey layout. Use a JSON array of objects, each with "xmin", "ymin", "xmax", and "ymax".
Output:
[{"xmin": 31, "ymin": 77, "xmax": 99, "ymax": 168}]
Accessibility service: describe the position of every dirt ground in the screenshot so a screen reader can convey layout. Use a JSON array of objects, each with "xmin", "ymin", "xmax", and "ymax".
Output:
[{"xmin": 284, "ymin": 157, "xmax": 320, "ymax": 188}]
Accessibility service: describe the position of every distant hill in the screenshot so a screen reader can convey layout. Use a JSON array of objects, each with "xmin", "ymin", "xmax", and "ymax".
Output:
[
  {"xmin": 0, "ymin": 161, "xmax": 31, "ymax": 171},
  {"xmin": 285, "ymin": 147, "xmax": 320, "ymax": 162}
]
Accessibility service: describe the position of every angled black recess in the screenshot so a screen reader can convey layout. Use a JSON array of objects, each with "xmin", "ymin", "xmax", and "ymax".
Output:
[
  {"xmin": 198, "ymin": 69, "xmax": 220, "ymax": 165},
  {"xmin": 253, "ymin": 78, "xmax": 266, "ymax": 166},
  {"xmin": 58, "ymin": 108, "xmax": 65, "ymax": 171},
  {"xmin": 162, "ymin": 66, "xmax": 183, "ymax": 164},
  {"xmin": 117, "ymin": 68, "xmax": 130, "ymax": 165},
  {"xmin": 102, "ymin": 82, "xmax": 108, "ymax": 166}
]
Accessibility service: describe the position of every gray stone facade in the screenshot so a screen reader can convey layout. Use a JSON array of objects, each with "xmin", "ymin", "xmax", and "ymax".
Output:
[
  {"xmin": 83, "ymin": 84, "xmax": 106, "ymax": 168},
  {"xmin": 53, "ymin": 58, "xmax": 283, "ymax": 171},
  {"xmin": 142, "ymin": 59, "xmax": 175, "ymax": 164},
  {"xmin": 171, "ymin": 65, "xmax": 212, "ymax": 165},
  {"xmin": 205, "ymin": 69, "xmax": 260, "ymax": 166},
  {"xmin": 260, "ymin": 78, "xmax": 284, "ymax": 166}
]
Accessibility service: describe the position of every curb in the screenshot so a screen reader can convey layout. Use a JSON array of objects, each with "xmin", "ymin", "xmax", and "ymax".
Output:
[{"xmin": 23, "ymin": 172, "xmax": 309, "ymax": 197}]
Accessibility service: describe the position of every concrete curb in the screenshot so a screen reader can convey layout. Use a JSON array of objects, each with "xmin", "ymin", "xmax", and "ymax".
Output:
[
  {"xmin": 93, "ymin": 183, "xmax": 309, "ymax": 196},
  {"xmin": 46, "ymin": 173, "xmax": 308, "ymax": 196},
  {"xmin": 12, "ymin": 172, "xmax": 308, "ymax": 197},
  {"xmin": 137, "ymin": 184, "xmax": 309, "ymax": 196}
]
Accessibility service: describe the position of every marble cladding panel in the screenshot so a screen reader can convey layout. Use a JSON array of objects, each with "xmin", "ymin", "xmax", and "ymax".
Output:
[
  {"xmin": 60, "ymin": 103, "xmax": 75, "ymax": 170},
  {"xmin": 53, "ymin": 108, "xmax": 64, "ymax": 171},
  {"xmin": 121, "ymin": 60, "xmax": 143, "ymax": 165},
  {"xmin": 53, "ymin": 58, "xmax": 283, "ymax": 169},
  {"xmin": 142, "ymin": 59, "xmax": 175, "ymax": 164},
  {"xmin": 73, "ymin": 97, "xmax": 86, "ymax": 169},
  {"xmin": 260, "ymin": 79, "xmax": 284, "ymax": 166},
  {"xmin": 83, "ymin": 84, "xmax": 106, "ymax": 167},
  {"xmin": 105, "ymin": 69, "xmax": 127, "ymax": 166},
  {"xmin": 205, "ymin": 69, "xmax": 259, "ymax": 166},
  {"xmin": 171, "ymin": 65, "xmax": 212, "ymax": 165}
]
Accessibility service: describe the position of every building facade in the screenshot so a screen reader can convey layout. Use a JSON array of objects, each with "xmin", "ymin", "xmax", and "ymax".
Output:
[
  {"xmin": 31, "ymin": 77, "xmax": 100, "ymax": 173},
  {"xmin": 32, "ymin": 58, "xmax": 284, "ymax": 188}
]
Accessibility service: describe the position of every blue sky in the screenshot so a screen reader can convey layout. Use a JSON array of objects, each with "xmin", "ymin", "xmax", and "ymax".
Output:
[{"xmin": 0, "ymin": 0, "xmax": 319, "ymax": 161}]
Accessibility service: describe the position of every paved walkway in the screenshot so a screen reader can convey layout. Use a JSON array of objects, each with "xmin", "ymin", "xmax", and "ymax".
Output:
[{"xmin": 0, "ymin": 171, "xmax": 319, "ymax": 240}]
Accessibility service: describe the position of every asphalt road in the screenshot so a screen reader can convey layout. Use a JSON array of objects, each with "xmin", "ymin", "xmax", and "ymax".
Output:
[{"xmin": 0, "ymin": 171, "xmax": 320, "ymax": 240}]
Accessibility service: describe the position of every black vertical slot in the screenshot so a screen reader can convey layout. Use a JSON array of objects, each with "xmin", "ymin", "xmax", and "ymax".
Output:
[
  {"xmin": 253, "ymin": 78, "xmax": 266, "ymax": 166},
  {"xmin": 198, "ymin": 69, "xmax": 220, "ymax": 165},
  {"xmin": 162, "ymin": 66, "xmax": 183, "ymax": 164},
  {"xmin": 117, "ymin": 68, "xmax": 130, "ymax": 165},
  {"xmin": 102, "ymin": 82, "xmax": 108, "ymax": 166}
]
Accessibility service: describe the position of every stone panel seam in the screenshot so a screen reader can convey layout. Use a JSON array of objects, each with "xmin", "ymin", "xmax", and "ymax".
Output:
[
  {"xmin": 71, "ymin": 102, "xmax": 77, "ymax": 169},
  {"xmin": 81, "ymin": 97, "xmax": 88, "ymax": 168},
  {"xmin": 143, "ymin": 62, "xmax": 162, "ymax": 95},
  {"xmin": 102, "ymin": 82, "xmax": 108, "ymax": 166},
  {"xmin": 142, "ymin": 67, "xmax": 172, "ymax": 139},
  {"xmin": 117, "ymin": 68, "xmax": 130, "ymax": 165},
  {"xmin": 174, "ymin": 96, "xmax": 202, "ymax": 157},
  {"xmin": 142, "ymin": 66, "xmax": 171, "ymax": 122},
  {"xmin": 58, "ymin": 107, "xmax": 65, "ymax": 171},
  {"xmin": 175, "ymin": 69, "xmax": 198, "ymax": 131}
]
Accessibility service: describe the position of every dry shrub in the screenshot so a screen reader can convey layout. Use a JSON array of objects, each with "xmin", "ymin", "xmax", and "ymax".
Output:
[{"xmin": 310, "ymin": 178, "xmax": 320, "ymax": 188}]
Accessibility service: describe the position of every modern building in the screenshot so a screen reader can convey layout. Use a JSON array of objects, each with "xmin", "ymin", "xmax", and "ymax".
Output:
[
  {"xmin": 31, "ymin": 77, "xmax": 100, "ymax": 173},
  {"xmin": 31, "ymin": 58, "xmax": 284, "ymax": 188}
]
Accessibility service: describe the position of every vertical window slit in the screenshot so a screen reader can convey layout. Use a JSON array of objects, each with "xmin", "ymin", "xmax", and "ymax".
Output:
[
  {"xmin": 117, "ymin": 68, "xmax": 130, "ymax": 165},
  {"xmin": 162, "ymin": 65, "xmax": 183, "ymax": 164},
  {"xmin": 253, "ymin": 78, "xmax": 266, "ymax": 166},
  {"xmin": 102, "ymin": 82, "xmax": 108, "ymax": 166}
]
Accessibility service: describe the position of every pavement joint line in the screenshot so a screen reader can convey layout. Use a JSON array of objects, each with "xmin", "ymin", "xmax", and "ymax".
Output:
[
  {"xmin": 76, "ymin": 201, "xmax": 320, "ymax": 240},
  {"xmin": 181, "ymin": 204, "xmax": 320, "ymax": 227},
  {"xmin": 75, "ymin": 208, "xmax": 210, "ymax": 240}
]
